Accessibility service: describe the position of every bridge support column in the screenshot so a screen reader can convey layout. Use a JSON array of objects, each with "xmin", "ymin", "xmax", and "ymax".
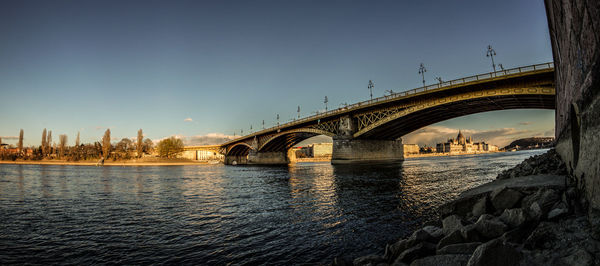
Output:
[
  {"xmin": 224, "ymin": 155, "xmax": 248, "ymax": 165},
  {"xmin": 247, "ymin": 151, "xmax": 290, "ymax": 165},
  {"xmin": 331, "ymin": 138, "xmax": 404, "ymax": 164}
]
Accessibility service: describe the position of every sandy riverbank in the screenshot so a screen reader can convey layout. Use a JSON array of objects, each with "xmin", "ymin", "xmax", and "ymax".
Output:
[{"xmin": 0, "ymin": 160, "xmax": 213, "ymax": 166}]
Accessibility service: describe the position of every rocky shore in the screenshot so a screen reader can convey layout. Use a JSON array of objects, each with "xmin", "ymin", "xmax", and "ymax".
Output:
[{"xmin": 333, "ymin": 149, "xmax": 599, "ymax": 266}]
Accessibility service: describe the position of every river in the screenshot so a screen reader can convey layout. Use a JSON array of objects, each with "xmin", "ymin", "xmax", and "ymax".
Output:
[{"xmin": 0, "ymin": 149, "xmax": 547, "ymax": 265}]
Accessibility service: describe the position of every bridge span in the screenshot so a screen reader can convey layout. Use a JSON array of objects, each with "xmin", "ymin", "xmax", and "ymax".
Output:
[{"xmin": 219, "ymin": 62, "xmax": 555, "ymax": 165}]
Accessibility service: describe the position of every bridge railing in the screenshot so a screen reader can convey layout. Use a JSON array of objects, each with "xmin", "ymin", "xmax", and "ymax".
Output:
[{"xmin": 224, "ymin": 62, "xmax": 553, "ymax": 145}]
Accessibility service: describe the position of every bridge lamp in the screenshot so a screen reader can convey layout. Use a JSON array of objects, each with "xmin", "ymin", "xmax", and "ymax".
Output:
[
  {"xmin": 277, "ymin": 114, "xmax": 280, "ymax": 127},
  {"xmin": 297, "ymin": 106, "xmax": 301, "ymax": 119},
  {"xmin": 324, "ymin": 96, "xmax": 329, "ymax": 111},
  {"xmin": 250, "ymin": 125, "xmax": 253, "ymax": 133},
  {"xmin": 262, "ymin": 120, "xmax": 265, "ymax": 129},
  {"xmin": 486, "ymin": 45, "xmax": 497, "ymax": 72},
  {"xmin": 435, "ymin": 77, "xmax": 443, "ymax": 87},
  {"xmin": 418, "ymin": 64, "xmax": 426, "ymax": 88},
  {"xmin": 498, "ymin": 64, "xmax": 505, "ymax": 71},
  {"xmin": 368, "ymin": 80, "xmax": 374, "ymax": 100}
]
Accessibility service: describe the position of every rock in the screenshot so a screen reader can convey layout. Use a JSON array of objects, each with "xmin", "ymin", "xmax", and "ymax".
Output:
[
  {"xmin": 437, "ymin": 230, "xmax": 465, "ymax": 250},
  {"xmin": 474, "ymin": 216, "xmax": 508, "ymax": 239},
  {"xmin": 390, "ymin": 261, "xmax": 408, "ymax": 266},
  {"xmin": 524, "ymin": 222, "xmax": 557, "ymax": 249},
  {"xmin": 409, "ymin": 228, "xmax": 434, "ymax": 244},
  {"xmin": 422, "ymin": 226, "xmax": 443, "ymax": 240},
  {"xmin": 466, "ymin": 239, "xmax": 521, "ymax": 266},
  {"xmin": 471, "ymin": 196, "xmax": 488, "ymax": 218},
  {"xmin": 499, "ymin": 227, "xmax": 530, "ymax": 244},
  {"xmin": 490, "ymin": 187, "xmax": 523, "ymax": 212},
  {"xmin": 547, "ymin": 206, "xmax": 568, "ymax": 220},
  {"xmin": 409, "ymin": 254, "xmax": 470, "ymax": 266},
  {"xmin": 437, "ymin": 242, "xmax": 481, "ymax": 255},
  {"xmin": 522, "ymin": 188, "xmax": 561, "ymax": 214},
  {"xmin": 499, "ymin": 208, "xmax": 527, "ymax": 228},
  {"xmin": 354, "ymin": 254, "xmax": 386, "ymax": 266},
  {"xmin": 442, "ymin": 215, "xmax": 464, "ymax": 236},
  {"xmin": 460, "ymin": 224, "xmax": 481, "ymax": 242},
  {"xmin": 333, "ymin": 256, "xmax": 352, "ymax": 266},
  {"xmin": 385, "ymin": 239, "xmax": 411, "ymax": 262},
  {"xmin": 526, "ymin": 202, "xmax": 543, "ymax": 221},
  {"xmin": 560, "ymin": 249, "xmax": 594, "ymax": 266},
  {"xmin": 396, "ymin": 242, "xmax": 436, "ymax": 264}
]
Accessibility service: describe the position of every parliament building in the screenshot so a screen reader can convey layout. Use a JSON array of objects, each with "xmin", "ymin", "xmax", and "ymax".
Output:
[{"xmin": 436, "ymin": 130, "xmax": 498, "ymax": 153}]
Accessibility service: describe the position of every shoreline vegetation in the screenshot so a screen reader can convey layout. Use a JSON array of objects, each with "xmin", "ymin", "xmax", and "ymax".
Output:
[{"xmin": 0, "ymin": 158, "xmax": 211, "ymax": 166}]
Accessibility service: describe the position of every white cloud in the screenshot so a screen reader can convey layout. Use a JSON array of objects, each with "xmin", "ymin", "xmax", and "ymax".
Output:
[
  {"xmin": 517, "ymin": 122, "xmax": 533, "ymax": 126},
  {"xmin": 184, "ymin": 118, "xmax": 193, "ymax": 122}
]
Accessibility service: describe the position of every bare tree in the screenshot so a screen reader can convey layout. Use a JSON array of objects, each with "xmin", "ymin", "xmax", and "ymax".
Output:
[
  {"xmin": 102, "ymin": 129, "xmax": 111, "ymax": 159},
  {"xmin": 75, "ymin": 132, "xmax": 80, "ymax": 147},
  {"xmin": 18, "ymin": 129, "xmax": 24, "ymax": 153},
  {"xmin": 143, "ymin": 138, "xmax": 154, "ymax": 154},
  {"xmin": 41, "ymin": 129, "xmax": 47, "ymax": 156},
  {"xmin": 47, "ymin": 130, "xmax": 52, "ymax": 157},
  {"xmin": 137, "ymin": 129, "xmax": 143, "ymax": 158},
  {"xmin": 59, "ymin": 134, "xmax": 67, "ymax": 159}
]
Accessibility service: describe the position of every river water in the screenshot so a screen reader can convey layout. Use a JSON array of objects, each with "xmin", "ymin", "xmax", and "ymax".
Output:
[{"xmin": 0, "ymin": 149, "xmax": 546, "ymax": 265}]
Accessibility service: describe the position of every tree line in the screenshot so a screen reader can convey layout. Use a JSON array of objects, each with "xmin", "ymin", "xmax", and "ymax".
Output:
[{"xmin": 1, "ymin": 128, "xmax": 186, "ymax": 161}]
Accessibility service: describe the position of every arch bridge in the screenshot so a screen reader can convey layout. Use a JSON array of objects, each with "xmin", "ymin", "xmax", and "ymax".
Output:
[{"xmin": 220, "ymin": 62, "xmax": 555, "ymax": 165}]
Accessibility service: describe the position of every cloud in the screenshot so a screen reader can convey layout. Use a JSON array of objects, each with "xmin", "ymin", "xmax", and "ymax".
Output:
[
  {"xmin": 402, "ymin": 125, "xmax": 535, "ymax": 147},
  {"xmin": 184, "ymin": 118, "xmax": 193, "ymax": 122},
  {"xmin": 517, "ymin": 122, "xmax": 533, "ymax": 126}
]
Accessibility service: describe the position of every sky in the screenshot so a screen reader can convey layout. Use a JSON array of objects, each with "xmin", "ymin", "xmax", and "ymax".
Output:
[{"xmin": 0, "ymin": 0, "xmax": 554, "ymax": 148}]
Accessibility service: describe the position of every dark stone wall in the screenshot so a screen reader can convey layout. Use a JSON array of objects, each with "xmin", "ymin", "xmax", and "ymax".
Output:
[{"xmin": 545, "ymin": 0, "xmax": 600, "ymax": 209}]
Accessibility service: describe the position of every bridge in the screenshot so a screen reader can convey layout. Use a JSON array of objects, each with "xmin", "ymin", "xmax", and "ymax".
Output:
[{"xmin": 218, "ymin": 62, "xmax": 555, "ymax": 165}]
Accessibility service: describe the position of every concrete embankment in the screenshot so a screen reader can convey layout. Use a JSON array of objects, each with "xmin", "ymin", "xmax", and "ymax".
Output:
[{"xmin": 333, "ymin": 149, "xmax": 599, "ymax": 265}]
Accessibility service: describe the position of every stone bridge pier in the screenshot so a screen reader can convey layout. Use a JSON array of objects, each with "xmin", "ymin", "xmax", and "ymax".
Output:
[{"xmin": 331, "ymin": 115, "xmax": 404, "ymax": 164}]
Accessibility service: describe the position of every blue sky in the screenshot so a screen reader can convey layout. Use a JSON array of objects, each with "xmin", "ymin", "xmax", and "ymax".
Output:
[{"xmin": 0, "ymin": 0, "xmax": 554, "ymax": 147}]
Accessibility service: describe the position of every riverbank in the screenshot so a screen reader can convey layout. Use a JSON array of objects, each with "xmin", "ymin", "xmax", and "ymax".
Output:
[
  {"xmin": 0, "ymin": 159, "xmax": 212, "ymax": 166},
  {"xmin": 404, "ymin": 151, "xmax": 503, "ymax": 159},
  {"xmin": 335, "ymin": 149, "xmax": 599, "ymax": 265}
]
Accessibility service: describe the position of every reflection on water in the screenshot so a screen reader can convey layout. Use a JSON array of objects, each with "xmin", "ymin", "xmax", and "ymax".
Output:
[{"xmin": 0, "ymin": 149, "xmax": 547, "ymax": 264}]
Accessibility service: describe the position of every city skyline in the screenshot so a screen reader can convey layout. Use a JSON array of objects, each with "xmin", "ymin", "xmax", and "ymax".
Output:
[{"xmin": 0, "ymin": 0, "xmax": 554, "ymax": 147}]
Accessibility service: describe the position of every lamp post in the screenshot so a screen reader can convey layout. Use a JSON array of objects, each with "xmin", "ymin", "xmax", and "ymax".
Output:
[
  {"xmin": 486, "ymin": 45, "xmax": 497, "ymax": 72},
  {"xmin": 386, "ymin": 89, "xmax": 394, "ymax": 96},
  {"xmin": 277, "ymin": 114, "xmax": 280, "ymax": 127},
  {"xmin": 368, "ymin": 80, "xmax": 374, "ymax": 100},
  {"xmin": 324, "ymin": 96, "xmax": 328, "ymax": 112},
  {"xmin": 435, "ymin": 77, "xmax": 443, "ymax": 87},
  {"xmin": 262, "ymin": 120, "xmax": 265, "ymax": 129},
  {"xmin": 297, "ymin": 106, "xmax": 300, "ymax": 119},
  {"xmin": 418, "ymin": 63, "xmax": 427, "ymax": 87}
]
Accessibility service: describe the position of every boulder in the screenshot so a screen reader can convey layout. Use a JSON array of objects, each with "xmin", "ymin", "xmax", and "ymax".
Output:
[
  {"xmin": 396, "ymin": 242, "xmax": 436, "ymax": 264},
  {"xmin": 526, "ymin": 202, "xmax": 543, "ymax": 221},
  {"xmin": 560, "ymin": 249, "xmax": 594, "ymax": 266},
  {"xmin": 499, "ymin": 208, "xmax": 527, "ymax": 228},
  {"xmin": 474, "ymin": 216, "xmax": 508, "ymax": 239},
  {"xmin": 490, "ymin": 187, "xmax": 523, "ymax": 212},
  {"xmin": 384, "ymin": 239, "xmax": 411, "ymax": 262},
  {"xmin": 547, "ymin": 205, "xmax": 568, "ymax": 220},
  {"xmin": 390, "ymin": 261, "xmax": 408, "ymax": 266},
  {"xmin": 409, "ymin": 228, "xmax": 434, "ymax": 244},
  {"xmin": 524, "ymin": 222, "xmax": 557, "ymax": 249},
  {"xmin": 422, "ymin": 226, "xmax": 443, "ymax": 240},
  {"xmin": 437, "ymin": 242, "xmax": 481, "ymax": 255},
  {"xmin": 499, "ymin": 227, "xmax": 530, "ymax": 244},
  {"xmin": 354, "ymin": 254, "xmax": 386, "ymax": 266},
  {"xmin": 442, "ymin": 215, "xmax": 464, "ymax": 236},
  {"xmin": 437, "ymin": 230, "xmax": 465, "ymax": 250},
  {"xmin": 460, "ymin": 224, "xmax": 481, "ymax": 242},
  {"xmin": 333, "ymin": 256, "xmax": 352, "ymax": 266},
  {"xmin": 466, "ymin": 239, "xmax": 521, "ymax": 266},
  {"xmin": 409, "ymin": 254, "xmax": 470, "ymax": 266},
  {"xmin": 471, "ymin": 196, "xmax": 488, "ymax": 218},
  {"xmin": 522, "ymin": 188, "xmax": 560, "ymax": 214}
]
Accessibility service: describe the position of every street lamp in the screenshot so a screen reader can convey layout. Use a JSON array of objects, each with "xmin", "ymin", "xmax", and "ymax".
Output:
[
  {"xmin": 435, "ymin": 77, "xmax": 443, "ymax": 86},
  {"xmin": 486, "ymin": 45, "xmax": 497, "ymax": 72},
  {"xmin": 277, "ymin": 114, "xmax": 280, "ymax": 127},
  {"xmin": 386, "ymin": 89, "xmax": 394, "ymax": 96},
  {"xmin": 324, "ymin": 96, "xmax": 328, "ymax": 111},
  {"xmin": 297, "ymin": 105, "xmax": 301, "ymax": 119},
  {"xmin": 368, "ymin": 80, "xmax": 374, "ymax": 100},
  {"xmin": 262, "ymin": 120, "xmax": 265, "ymax": 129},
  {"xmin": 418, "ymin": 63, "xmax": 427, "ymax": 87}
]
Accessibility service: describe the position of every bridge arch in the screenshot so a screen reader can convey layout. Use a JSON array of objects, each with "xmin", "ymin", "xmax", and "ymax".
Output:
[
  {"xmin": 258, "ymin": 128, "xmax": 335, "ymax": 152},
  {"xmin": 354, "ymin": 86, "xmax": 555, "ymax": 139},
  {"xmin": 226, "ymin": 142, "xmax": 255, "ymax": 156}
]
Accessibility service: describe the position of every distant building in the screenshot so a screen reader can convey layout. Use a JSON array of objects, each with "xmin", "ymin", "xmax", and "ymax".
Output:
[
  {"xmin": 403, "ymin": 144, "xmax": 420, "ymax": 155},
  {"xmin": 436, "ymin": 130, "xmax": 498, "ymax": 153},
  {"xmin": 310, "ymin": 143, "xmax": 333, "ymax": 158}
]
